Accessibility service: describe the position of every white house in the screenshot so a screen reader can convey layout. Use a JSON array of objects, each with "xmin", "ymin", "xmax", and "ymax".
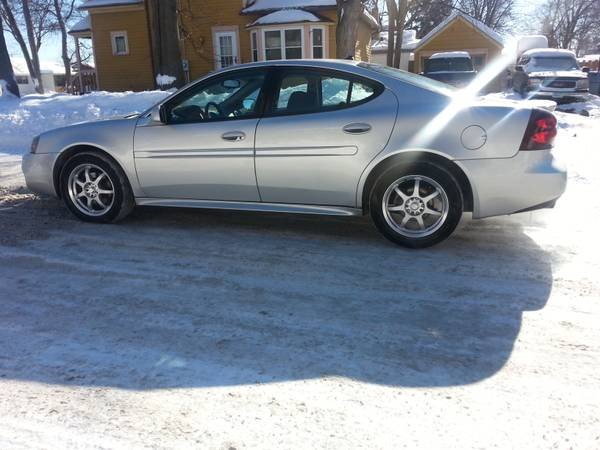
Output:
[
  {"xmin": 10, "ymin": 58, "xmax": 66, "ymax": 95},
  {"xmin": 370, "ymin": 30, "xmax": 420, "ymax": 71}
]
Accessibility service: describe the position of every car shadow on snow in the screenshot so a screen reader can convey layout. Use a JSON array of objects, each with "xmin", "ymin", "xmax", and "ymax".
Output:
[{"xmin": 0, "ymin": 195, "xmax": 553, "ymax": 389}]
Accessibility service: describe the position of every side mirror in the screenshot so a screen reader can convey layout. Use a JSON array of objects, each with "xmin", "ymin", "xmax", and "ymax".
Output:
[
  {"xmin": 150, "ymin": 105, "xmax": 165, "ymax": 123},
  {"xmin": 515, "ymin": 65, "xmax": 524, "ymax": 72},
  {"xmin": 582, "ymin": 67, "xmax": 590, "ymax": 73},
  {"xmin": 222, "ymin": 79, "xmax": 241, "ymax": 89}
]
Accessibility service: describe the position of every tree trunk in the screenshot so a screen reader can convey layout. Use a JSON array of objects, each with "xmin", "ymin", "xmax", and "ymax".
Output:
[
  {"xmin": 53, "ymin": 0, "xmax": 72, "ymax": 91},
  {"xmin": 392, "ymin": 0, "xmax": 408, "ymax": 68},
  {"xmin": 146, "ymin": 0, "xmax": 185, "ymax": 88},
  {"xmin": 22, "ymin": 0, "xmax": 44, "ymax": 93},
  {"xmin": 0, "ymin": 19, "xmax": 20, "ymax": 97},
  {"xmin": 386, "ymin": 0, "xmax": 397, "ymax": 66},
  {"xmin": 336, "ymin": 0, "xmax": 363, "ymax": 59},
  {"xmin": 0, "ymin": 0, "xmax": 35, "ymax": 88}
]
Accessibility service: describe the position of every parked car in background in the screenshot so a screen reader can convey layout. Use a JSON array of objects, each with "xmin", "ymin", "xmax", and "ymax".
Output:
[
  {"xmin": 513, "ymin": 49, "xmax": 589, "ymax": 101},
  {"xmin": 421, "ymin": 52, "xmax": 477, "ymax": 88},
  {"xmin": 22, "ymin": 60, "xmax": 566, "ymax": 248}
]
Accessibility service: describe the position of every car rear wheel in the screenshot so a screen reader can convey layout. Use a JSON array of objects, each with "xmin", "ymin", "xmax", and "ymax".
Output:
[
  {"xmin": 60, "ymin": 152, "xmax": 134, "ymax": 223},
  {"xmin": 370, "ymin": 163, "xmax": 463, "ymax": 248}
]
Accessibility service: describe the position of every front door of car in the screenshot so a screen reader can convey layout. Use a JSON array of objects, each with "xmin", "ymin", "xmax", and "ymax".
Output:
[
  {"xmin": 254, "ymin": 67, "xmax": 398, "ymax": 207},
  {"xmin": 134, "ymin": 69, "xmax": 267, "ymax": 201}
]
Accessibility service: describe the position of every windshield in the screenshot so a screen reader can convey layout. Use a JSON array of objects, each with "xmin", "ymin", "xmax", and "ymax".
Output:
[
  {"xmin": 425, "ymin": 57, "xmax": 474, "ymax": 73},
  {"xmin": 530, "ymin": 56, "xmax": 579, "ymax": 71},
  {"xmin": 358, "ymin": 63, "xmax": 455, "ymax": 96}
]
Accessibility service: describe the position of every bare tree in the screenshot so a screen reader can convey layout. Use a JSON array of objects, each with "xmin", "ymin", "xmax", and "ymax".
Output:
[
  {"xmin": 538, "ymin": 0, "xmax": 600, "ymax": 53},
  {"xmin": 336, "ymin": 0, "xmax": 364, "ymax": 59},
  {"xmin": 405, "ymin": 0, "xmax": 453, "ymax": 37},
  {"xmin": 455, "ymin": 0, "xmax": 516, "ymax": 31},
  {"xmin": 0, "ymin": 18, "xmax": 19, "ymax": 97},
  {"xmin": 385, "ymin": 0, "xmax": 409, "ymax": 68},
  {"xmin": 0, "ymin": 0, "xmax": 55, "ymax": 93},
  {"xmin": 50, "ymin": 0, "xmax": 76, "ymax": 91},
  {"xmin": 363, "ymin": 0, "xmax": 382, "ymax": 25}
]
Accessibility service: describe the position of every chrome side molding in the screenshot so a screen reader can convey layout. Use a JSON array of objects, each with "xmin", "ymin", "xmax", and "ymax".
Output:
[{"xmin": 135, "ymin": 198, "xmax": 363, "ymax": 216}]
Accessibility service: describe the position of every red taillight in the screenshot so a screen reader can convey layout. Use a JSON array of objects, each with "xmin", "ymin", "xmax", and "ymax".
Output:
[{"xmin": 520, "ymin": 109, "xmax": 557, "ymax": 150}]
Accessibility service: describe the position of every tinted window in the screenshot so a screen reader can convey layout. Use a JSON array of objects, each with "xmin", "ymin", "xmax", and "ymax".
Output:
[
  {"xmin": 165, "ymin": 70, "xmax": 266, "ymax": 124},
  {"xmin": 271, "ymin": 69, "xmax": 380, "ymax": 115}
]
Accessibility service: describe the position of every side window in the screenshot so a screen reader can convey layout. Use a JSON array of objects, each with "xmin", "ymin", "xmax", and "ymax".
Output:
[
  {"xmin": 272, "ymin": 69, "xmax": 380, "ymax": 115},
  {"xmin": 165, "ymin": 71, "xmax": 266, "ymax": 124},
  {"xmin": 275, "ymin": 74, "xmax": 313, "ymax": 112},
  {"xmin": 350, "ymin": 82, "xmax": 374, "ymax": 102},
  {"xmin": 322, "ymin": 77, "xmax": 350, "ymax": 106}
]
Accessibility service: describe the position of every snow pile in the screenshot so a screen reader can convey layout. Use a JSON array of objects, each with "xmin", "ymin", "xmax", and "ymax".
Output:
[
  {"xmin": 249, "ymin": 9, "xmax": 320, "ymax": 26},
  {"xmin": 241, "ymin": 0, "xmax": 335, "ymax": 13},
  {"xmin": 0, "ymin": 91, "xmax": 169, "ymax": 157},
  {"xmin": 156, "ymin": 74, "xmax": 177, "ymax": 87},
  {"xmin": 0, "ymin": 91, "xmax": 169, "ymax": 187},
  {"xmin": 79, "ymin": 0, "xmax": 142, "ymax": 9},
  {"xmin": 430, "ymin": 51, "xmax": 471, "ymax": 59},
  {"xmin": 483, "ymin": 91, "xmax": 600, "ymax": 117}
]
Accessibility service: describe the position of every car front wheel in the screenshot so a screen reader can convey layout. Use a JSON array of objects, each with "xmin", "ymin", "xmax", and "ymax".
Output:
[
  {"xmin": 60, "ymin": 152, "xmax": 134, "ymax": 223},
  {"xmin": 370, "ymin": 163, "xmax": 463, "ymax": 248}
]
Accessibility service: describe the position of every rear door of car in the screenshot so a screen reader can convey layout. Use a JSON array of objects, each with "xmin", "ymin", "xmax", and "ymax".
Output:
[{"xmin": 254, "ymin": 66, "xmax": 398, "ymax": 207}]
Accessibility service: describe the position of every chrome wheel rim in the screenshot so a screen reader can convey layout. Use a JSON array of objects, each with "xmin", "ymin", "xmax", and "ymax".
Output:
[
  {"xmin": 382, "ymin": 175, "xmax": 449, "ymax": 238},
  {"xmin": 68, "ymin": 164, "xmax": 115, "ymax": 216}
]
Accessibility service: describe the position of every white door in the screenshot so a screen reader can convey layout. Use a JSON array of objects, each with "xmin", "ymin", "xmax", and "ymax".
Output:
[{"xmin": 215, "ymin": 31, "xmax": 238, "ymax": 69}]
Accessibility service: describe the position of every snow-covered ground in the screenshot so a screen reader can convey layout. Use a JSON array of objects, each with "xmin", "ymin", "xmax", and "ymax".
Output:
[{"xmin": 0, "ymin": 91, "xmax": 599, "ymax": 449}]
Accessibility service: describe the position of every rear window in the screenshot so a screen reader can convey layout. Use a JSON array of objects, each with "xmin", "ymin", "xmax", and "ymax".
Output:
[
  {"xmin": 359, "ymin": 62, "xmax": 455, "ymax": 96},
  {"xmin": 425, "ymin": 57, "xmax": 474, "ymax": 73}
]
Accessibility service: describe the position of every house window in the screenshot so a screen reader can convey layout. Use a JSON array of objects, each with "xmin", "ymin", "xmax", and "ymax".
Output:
[
  {"xmin": 264, "ymin": 30, "xmax": 282, "ymax": 60},
  {"xmin": 263, "ymin": 28, "xmax": 303, "ymax": 61},
  {"xmin": 214, "ymin": 31, "xmax": 239, "ymax": 69},
  {"xmin": 15, "ymin": 75, "xmax": 29, "ymax": 84},
  {"xmin": 311, "ymin": 27, "xmax": 324, "ymax": 59},
  {"xmin": 284, "ymin": 29, "xmax": 302, "ymax": 59},
  {"xmin": 111, "ymin": 31, "xmax": 129, "ymax": 56},
  {"xmin": 251, "ymin": 31, "xmax": 258, "ymax": 62}
]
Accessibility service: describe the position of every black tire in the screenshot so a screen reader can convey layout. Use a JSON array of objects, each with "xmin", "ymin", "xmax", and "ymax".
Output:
[
  {"xmin": 369, "ymin": 162, "xmax": 463, "ymax": 249},
  {"xmin": 60, "ymin": 151, "xmax": 135, "ymax": 223}
]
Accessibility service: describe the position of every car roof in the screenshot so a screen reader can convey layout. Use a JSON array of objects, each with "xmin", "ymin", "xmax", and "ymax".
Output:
[
  {"xmin": 429, "ymin": 51, "xmax": 471, "ymax": 59},
  {"xmin": 521, "ymin": 48, "xmax": 576, "ymax": 58},
  {"xmin": 214, "ymin": 59, "xmax": 364, "ymax": 75}
]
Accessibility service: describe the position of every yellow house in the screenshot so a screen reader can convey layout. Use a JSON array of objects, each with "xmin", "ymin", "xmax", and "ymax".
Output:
[
  {"xmin": 412, "ymin": 12, "xmax": 504, "ymax": 89},
  {"xmin": 74, "ymin": 0, "xmax": 378, "ymax": 92}
]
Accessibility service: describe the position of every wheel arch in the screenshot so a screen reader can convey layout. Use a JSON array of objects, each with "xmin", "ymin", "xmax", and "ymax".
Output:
[
  {"xmin": 360, "ymin": 151, "xmax": 474, "ymax": 214},
  {"xmin": 53, "ymin": 144, "xmax": 127, "ymax": 199}
]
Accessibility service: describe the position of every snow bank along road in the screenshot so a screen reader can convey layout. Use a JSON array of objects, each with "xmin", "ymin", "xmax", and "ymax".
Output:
[{"xmin": 0, "ymin": 93, "xmax": 599, "ymax": 449}]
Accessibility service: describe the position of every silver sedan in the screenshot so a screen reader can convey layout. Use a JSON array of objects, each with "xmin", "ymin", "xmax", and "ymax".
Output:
[{"xmin": 22, "ymin": 60, "xmax": 566, "ymax": 248}]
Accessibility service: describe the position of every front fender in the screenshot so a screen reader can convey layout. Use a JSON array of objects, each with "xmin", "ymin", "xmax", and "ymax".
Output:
[{"xmin": 37, "ymin": 118, "xmax": 143, "ymax": 197}]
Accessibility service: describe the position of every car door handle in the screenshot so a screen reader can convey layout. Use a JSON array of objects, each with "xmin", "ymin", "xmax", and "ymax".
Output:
[
  {"xmin": 343, "ymin": 123, "xmax": 372, "ymax": 134},
  {"xmin": 222, "ymin": 131, "xmax": 246, "ymax": 142}
]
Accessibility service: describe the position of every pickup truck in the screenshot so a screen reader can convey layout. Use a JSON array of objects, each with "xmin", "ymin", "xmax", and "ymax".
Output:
[
  {"xmin": 421, "ymin": 51, "xmax": 477, "ymax": 88},
  {"xmin": 512, "ymin": 48, "xmax": 589, "ymax": 101}
]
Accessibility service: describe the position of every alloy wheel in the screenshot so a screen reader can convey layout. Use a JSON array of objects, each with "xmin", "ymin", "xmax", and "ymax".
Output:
[
  {"xmin": 382, "ymin": 175, "xmax": 449, "ymax": 238},
  {"xmin": 67, "ymin": 163, "xmax": 115, "ymax": 216}
]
